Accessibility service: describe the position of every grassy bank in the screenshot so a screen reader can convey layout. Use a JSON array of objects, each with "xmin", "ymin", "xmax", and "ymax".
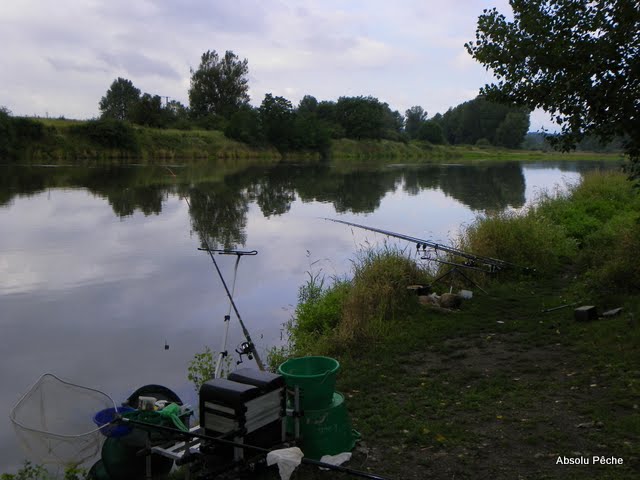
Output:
[
  {"xmin": 272, "ymin": 171, "xmax": 639, "ymax": 479},
  {"xmin": 2, "ymin": 117, "xmax": 626, "ymax": 164}
]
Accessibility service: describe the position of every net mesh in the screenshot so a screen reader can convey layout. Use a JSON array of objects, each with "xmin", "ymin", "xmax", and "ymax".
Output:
[{"xmin": 10, "ymin": 374, "xmax": 116, "ymax": 465}]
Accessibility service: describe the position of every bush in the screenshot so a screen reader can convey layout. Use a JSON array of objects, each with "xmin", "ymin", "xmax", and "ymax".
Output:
[
  {"xmin": 12, "ymin": 117, "xmax": 45, "ymax": 144},
  {"xmin": 69, "ymin": 118, "xmax": 139, "ymax": 151}
]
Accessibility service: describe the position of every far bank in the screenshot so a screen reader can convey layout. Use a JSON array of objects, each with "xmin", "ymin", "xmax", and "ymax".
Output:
[{"xmin": 0, "ymin": 117, "xmax": 626, "ymax": 165}]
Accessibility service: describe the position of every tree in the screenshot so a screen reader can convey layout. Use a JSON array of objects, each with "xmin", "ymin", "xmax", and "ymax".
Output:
[
  {"xmin": 189, "ymin": 50, "xmax": 250, "ymax": 119},
  {"xmin": 335, "ymin": 96, "xmax": 386, "ymax": 140},
  {"xmin": 465, "ymin": 0, "xmax": 640, "ymax": 175},
  {"xmin": 0, "ymin": 107, "xmax": 15, "ymax": 157},
  {"xmin": 405, "ymin": 106, "xmax": 428, "ymax": 139},
  {"xmin": 225, "ymin": 104, "xmax": 263, "ymax": 145},
  {"xmin": 495, "ymin": 110, "xmax": 531, "ymax": 148},
  {"xmin": 130, "ymin": 93, "xmax": 166, "ymax": 127},
  {"xmin": 417, "ymin": 120, "xmax": 445, "ymax": 144},
  {"xmin": 297, "ymin": 95, "xmax": 319, "ymax": 115},
  {"xmin": 437, "ymin": 96, "xmax": 529, "ymax": 146},
  {"xmin": 99, "ymin": 78, "xmax": 141, "ymax": 121},
  {"xmin": 259, "ymin": 94, "xmax": 294, "ymax": 150}
]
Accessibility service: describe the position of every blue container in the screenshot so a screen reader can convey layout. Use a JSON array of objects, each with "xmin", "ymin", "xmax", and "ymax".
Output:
[{"xmin": 93, "ymin": 407, "xmax": 135, "ymax": 438}]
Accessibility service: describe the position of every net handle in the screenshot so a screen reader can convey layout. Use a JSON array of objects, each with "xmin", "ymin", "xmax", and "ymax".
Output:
[{"xmin": 9, "ymin": 373, "xmax": 118, "ymax": 438}]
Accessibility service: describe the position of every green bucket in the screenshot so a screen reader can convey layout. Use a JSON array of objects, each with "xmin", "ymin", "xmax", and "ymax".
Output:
[
  {"xmin": 298, "ymin": 392, "xmax": 358, "ymax": 460},
  {"xmin": 278, "ymin": 356, "xmax": 340, "ymax": 410}
]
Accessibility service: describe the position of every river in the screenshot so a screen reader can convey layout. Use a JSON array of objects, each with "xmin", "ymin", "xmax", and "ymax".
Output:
[{"xmin": 0, "ymin": 159, "xmax": 616, "ymax": 471}]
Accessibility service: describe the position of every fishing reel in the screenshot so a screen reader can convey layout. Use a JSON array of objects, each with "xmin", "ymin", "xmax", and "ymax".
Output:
[{"xmin": 235, "ymin": 342, "xmax": 254, "ymax": 365}]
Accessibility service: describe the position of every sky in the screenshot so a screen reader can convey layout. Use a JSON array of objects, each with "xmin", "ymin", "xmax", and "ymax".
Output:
[{"xmin": 0, "ymin": 0, "xmax": 555, "ymax": 131}]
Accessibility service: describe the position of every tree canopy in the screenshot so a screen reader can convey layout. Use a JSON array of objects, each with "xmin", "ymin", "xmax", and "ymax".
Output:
[
  {"xmin": 99, "ymin": 77, "xmax": 141, "ymax": 121},
  {"xmin": 436, "ymin": 96, "xmax": 530, "ymax": 147},
  {"xmin": 189, "ymin": 50, "xmax": 250, "ymax": 119},
  {"xmin": 465, "ymin": 0, "xmax": 640, "ymax": 174},
  {"xmin": 405, "ymin": 106, "xmax": 428, "ymax": 139}
]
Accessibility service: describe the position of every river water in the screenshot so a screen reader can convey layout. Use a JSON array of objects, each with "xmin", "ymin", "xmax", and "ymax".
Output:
[{"xmin": 0, "ymin": 159, "xmax": 615, "ymax": 471}]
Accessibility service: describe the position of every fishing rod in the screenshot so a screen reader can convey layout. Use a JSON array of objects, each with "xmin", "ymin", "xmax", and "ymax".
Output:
[
  {"xmin": 197, "ymin": 242, "xmax": 265, "ymax": 371},
  {"xmin": 119, "ymin": 417, "xmax": 392, "ymax": 480},
  {"xmin": 324, "ymin": 217, "xmax": 532, "ymax": 273},
  {"xmin": 165, "ymin": 167, "xmax": 264, "ymax": 371},
  {"xmin": 181, "ymin": 190, "xmax": 264, "ymax": 371},
  {"xmin": 197, "ymin": 248, "xmax": 259, "ymax": 377}
]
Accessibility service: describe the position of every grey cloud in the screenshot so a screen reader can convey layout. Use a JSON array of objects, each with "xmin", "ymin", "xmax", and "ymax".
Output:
[
  {"xmin": 97, "ymin": 51, "xmax": 182, "ymax": 80},
  {"xmin": 46, "ymin": 57, "xmax": 109, "ymax": 74},
  {"xmin": 148, "ymin": 0, "xmax": 270, "ymax": 34}
]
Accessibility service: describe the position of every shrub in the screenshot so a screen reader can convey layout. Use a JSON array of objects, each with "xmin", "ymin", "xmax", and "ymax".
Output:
[
  {"xmin": 12, "ymin": 117, "xmax": 45, "ymax": 144},
  {"xmin": 69, "ymin": 118, "xmax": 139, "ymax": 151}
]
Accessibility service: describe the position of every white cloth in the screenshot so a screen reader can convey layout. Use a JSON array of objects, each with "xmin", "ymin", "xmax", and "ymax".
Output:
[
  {"xmin": 320, "ymin": 452, "xmax": 352, "ymax": 468},
  {"xmin": 266, "ymin": 447, "xmax": 304, "ymax": 480}
]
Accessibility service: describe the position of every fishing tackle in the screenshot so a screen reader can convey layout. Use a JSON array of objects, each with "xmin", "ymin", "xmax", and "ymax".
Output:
[{"xmin": 324, "ymin": 217, "xmax": 533, "ymax": 274}]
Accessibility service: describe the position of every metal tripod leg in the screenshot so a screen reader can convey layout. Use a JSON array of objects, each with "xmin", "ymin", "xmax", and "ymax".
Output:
[{"xmin": 431, "ymin": 267, "xmax": 487, "ymax": 295}]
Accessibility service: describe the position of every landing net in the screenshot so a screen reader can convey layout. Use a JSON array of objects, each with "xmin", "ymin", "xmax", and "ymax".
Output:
[{"xmin": 9, "ymin": 374, "xmax": 116, "ymax": 465}]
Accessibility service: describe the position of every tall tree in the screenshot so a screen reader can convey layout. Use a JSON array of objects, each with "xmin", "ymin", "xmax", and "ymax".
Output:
[
  {"xmin": 465, "ymin": 0, "xmax": 640, "ymax": 175},
  {"xmin": 405, "ymin": 106, "xmax": 428, "ymax": 139},
  {"xmin": 189, "ymin": 50, "xmax": 250, "ymax": 119},
  {"xmin": 437, "ymin": 96, "xmax": 529, "ymax": 146},
  {"xmin": 259, "ymin": 94, "xmax": 294, "ymax": 150},
  {"xmin": 417, "ymin": 120, "xmax": 445, "ymax": 144},
  {"xmin": 130, "ymin": 93, "xmax": 166, "ymax": 127},
  {"xmin": 99, "ymin": 78, "xmax": 141, "ymax": 121}
]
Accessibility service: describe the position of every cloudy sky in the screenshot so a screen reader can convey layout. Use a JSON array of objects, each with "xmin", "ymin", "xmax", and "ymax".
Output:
[{"xmin": 0, "ymin": 0, "xmax": 554, "ymax": 130}]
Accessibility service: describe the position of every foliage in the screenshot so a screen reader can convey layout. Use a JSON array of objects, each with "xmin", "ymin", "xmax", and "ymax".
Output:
[
  {"xmin": 189, "ymin": 50, "xmax": 250, "ymax": 119},
  {"xmin": 334, "ymin": 96, "xmax": 404, "ymax": 141},
  {"xmin": 187, "ymin": 346, "xmax": 230, "ymax": 391},
  {"xmin": 99, "ymin": 77, "xmax": 141, "ymax": 121},
  {"xmin": 436, "ymin": 96, "xmax": 530, "ymax": 147},
  {"xmin": 465, "ymin": 0, "xmax": 640, "ymax": 177},
  {"xmin": 69, "ymin": 118, "xmax": 139, "ymax": 151},
  {"xmin": 130, "ymin": 93, "xmax": 167, "ymax": 128},
  {"xmin": 0, "ymin": 107, "xmax": 15, "ymax": 157},
  {"xmin": 459, "ymin": 171, "xmax": 640, "ymax": 293},
  {"xmin": 224, "ymin": 104, "xmax": 263, "ymax": 145},
  {"xmin": 259, "ymin": 94, "xmax": 294, "ymax": 150},
  {"xmin": 0, "ymin": 461, "xmax": 86, "ymax": 480},
  {"xmin": 404, "ymin": 106, "xmax": 428, "ymax": 139},
  {"xmin": 417, "ymin": 120, "xmax": 445, "ymax": 144},
  {"xmin": 293, "ymin": 275, "xmax": 351, "ymax": 339}
]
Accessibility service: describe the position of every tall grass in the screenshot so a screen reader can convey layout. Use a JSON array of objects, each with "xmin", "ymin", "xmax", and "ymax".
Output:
[
  {"xmin": 456, "ymin": 171, "xmax": 640, "ymax": 293},
  {"xmin": 273, "ymin": 246, "xmax": 430, "ymax": 365},
  {"xmin": 455, "ymin": 209, "xmax": 577, "ymax": 276}
]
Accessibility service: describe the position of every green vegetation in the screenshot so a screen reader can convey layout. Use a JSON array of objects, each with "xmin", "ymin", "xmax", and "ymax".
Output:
[
  {"xmin": 1, "ymin": 462, "xmax": 85, "ymax": 480},
  {"xmin": 1, "ymin": 114, "xmax": 625, "ymax": 164},
  {"xmin": 466, "ymin": 0, "xmax": 640, "ymax": 178},
  {"xmin": 273, "ymin": 171, "xmax": 640, "ymax": 479}
]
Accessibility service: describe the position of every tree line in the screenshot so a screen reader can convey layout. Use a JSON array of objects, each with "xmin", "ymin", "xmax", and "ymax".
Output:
[{"xmin": 95, "ymin": 49, "xmax": 531, "ymax": 153}]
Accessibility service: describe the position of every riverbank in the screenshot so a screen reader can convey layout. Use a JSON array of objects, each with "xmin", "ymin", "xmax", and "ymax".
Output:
[
  {"xmin": 272, "ymin": 171, "xmax": 639, "ymax": 479},
  {"xmin": 3, "ymin": 118, "xmax": 625, "ymax": 164}
]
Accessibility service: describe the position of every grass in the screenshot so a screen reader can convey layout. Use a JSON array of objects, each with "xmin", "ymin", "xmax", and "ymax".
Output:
[{"xmin": 269, "ymin": 171, "xmax": 640, "ymax": 479}]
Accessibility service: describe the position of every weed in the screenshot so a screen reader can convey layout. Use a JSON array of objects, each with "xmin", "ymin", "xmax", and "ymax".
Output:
[{"xmin": 187, "ymin": 346, "xmax": 231, "ymax": 391}]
